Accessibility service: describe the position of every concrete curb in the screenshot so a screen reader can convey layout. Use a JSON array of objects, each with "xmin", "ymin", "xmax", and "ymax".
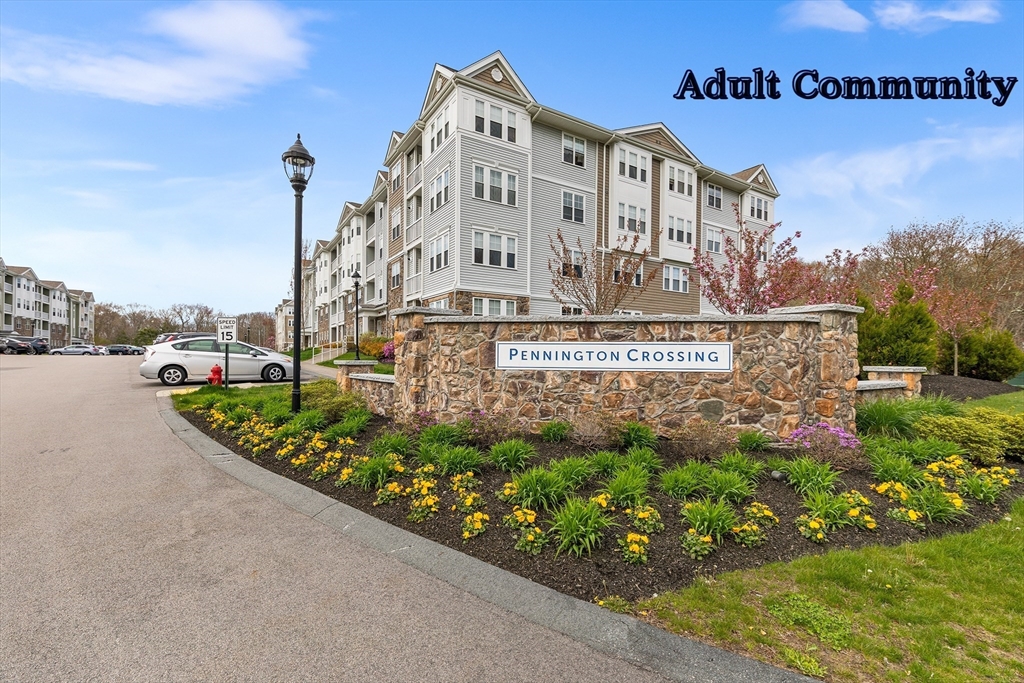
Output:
[{"xmin": 159, "ymin": 397, "xmax": 810, "ymax": 683}]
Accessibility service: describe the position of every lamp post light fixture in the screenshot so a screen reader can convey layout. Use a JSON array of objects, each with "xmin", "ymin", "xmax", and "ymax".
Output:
[
  {"xmin": 352, "ymin": 270, "xmax": 361, "ymax": 361},
  {"xmin": 282, "ymin": 134, "xmax": 314, "ymax": 413}
]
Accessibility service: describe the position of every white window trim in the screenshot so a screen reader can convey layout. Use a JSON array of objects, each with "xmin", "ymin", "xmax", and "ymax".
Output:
[
  {"xmin": 663, "ymin": 265, "xmax": 689, "ymax": 293},
  {"xmin": 707, "ymin": 183, "xmax": 723, "ymax": 210},
  {"xmin": 562, "ymin": 133, "xmax": 586, "ymax": 168},
  {"xmin": 471, "ymin": 297, "xmax": 517, "ymax": 317},
  {"xmin": 706, "ymin": 227, "xmax": 723, "ymax": 254},
  {"xmin": 472, "ymin": 230, "xmax": 518, "ymax": 270},
  {"xmin": 473, "ymin": 164, "xmax": 518, "ymax": 206},
  {"xmin": 428, "ymin": 231, "xmax": 451, "ymax": 273},
  {"xmin": 562, "ymin": 191, "xmax": 585, "ymax": 224}
]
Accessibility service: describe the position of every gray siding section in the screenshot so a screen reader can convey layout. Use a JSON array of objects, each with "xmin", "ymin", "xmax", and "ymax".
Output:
[
  {"xmin": 528, "ymin": 176, "xmax": 597, "ymax": 306},
  {"xmin": 422, "ymin": 138, "xmax": 458, "ymax": 297},
  {"xmin": 458, "ymin": 134, "xmax": 530, "ymax": 295},
  {"xmin": 532, "ymin": 123, "xmax": 598, "ymax": 188},
  {"xmin": 701, "ymin": 181, "xmax": 740, "ymax": 228}
]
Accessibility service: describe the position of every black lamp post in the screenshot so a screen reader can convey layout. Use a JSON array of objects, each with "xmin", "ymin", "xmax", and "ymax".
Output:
[
  {"xmin": 282, "ymin": 134, "xmax": 314, "ymax": 413},
  {"xmin": 352, "ymin": 270, "xmax": 361, "ymax": 360}
]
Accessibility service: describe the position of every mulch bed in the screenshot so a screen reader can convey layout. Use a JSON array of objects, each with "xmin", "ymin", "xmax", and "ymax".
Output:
[
  {"xmin": 921, "ymin": 374, "xmax": 1023, "ymax": 402},
  {"xmin": 182, "ymin": 410, "xmax": 1023, "ymax": 603}
]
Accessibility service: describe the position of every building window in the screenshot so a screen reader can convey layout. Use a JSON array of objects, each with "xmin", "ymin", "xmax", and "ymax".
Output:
[
  {"xmin": 707, "ymin": 183, "xmax": 723, "ymax": 210},
  {"xmin": 617, "ymin": 203, "xmax": 645, "ymax": 234},
  {"xmin": 430, "ymin": 169, "xmax": 449, "ymax": 212},
  {"xmin": 507, "ymin": 111, "xmax": 516, "ymax": 143},
  {"xmin": 618, "ymin": 149, "xmax": 625, "ymax": 176},
  {"xmin": 473, "ymin": 165, "xmax": 517, "ymax": 206},
  {"xmin": 668, "ymin": 166, "xmax": 693, "ymax": 196},
  {"xmin": 390, "ymin": 262, "xmax": 401, "ymax": 289},
  {"xmin": 663, "ymin": 265, "xmax": 689, "ymax": 293},
  {"xmin": 628, "ymin": 152, "xmax": 638, "ymax": 179},
  {"xmin": 614, "ymin": 309, "xmax": 643, "ymax": 316},
  {"xmin": 563, "ymin": 134, "xmax": 585, "ymax": 167},
  {"xmin": 392, "ymin": 160, "xmax": 402, "ymax": 192},
  {"xmin": 706, "ymin": 227, "xmax": 722, "ymax": 253},
  {"xmin": 561, "ymin": 249, "xmax": 583, "ymax": 278},
  {"xmin": 613, "ymin": 262, "xmax": 643, "ymax": 286},
  {"xmin": 429, "ymin": 298, "xmax": 449, "ymax": 309},
  {"xmin": 561, "ymin": 306, "xmax": 584, "ymax": 316},
  {"xmin": 391, "ymin": 208, "xmax": 401, "ymax": 240},
  {"xmin": 475, "ymin": 100, "xmax": 485, "ymax": 133},
  {"xmin": 473, "ymin": 231, "xmax": 516, "ymax": 269},
  {"xmin": 640, "ymin": 156, "xmax": 647, "ymax": 182},
  {"xmin": 490, "ymin": 104, "xmax": 502, "ymax": 138},
  {"xmin": 750, "ymin": 197, "xmax": 769, "ymax": 221},
  {"xmin": 562, "ymin": 191, "xmax": 584, "ymax": 223},
  {"xmin": 667, "ymin": 216, "xmax": 693, "ymax": 245},
  {"xmin": 472, "ymin": 298, "xmax": 516, "ymax": 317},
  {"xmin": 430, "ymin": 106, "xmax": 450, "ymax": 153},
  {"xmin": 428, "ymin": 232, "xmax": 450, "ymax": 272}
]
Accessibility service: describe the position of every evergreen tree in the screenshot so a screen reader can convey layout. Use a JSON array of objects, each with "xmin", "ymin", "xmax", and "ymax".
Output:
[{"xmin": 858, "ymin": 283, "xmax": 937, "ymax": 368}]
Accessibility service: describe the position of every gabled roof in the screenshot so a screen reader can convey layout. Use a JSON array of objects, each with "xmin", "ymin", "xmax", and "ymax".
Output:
[
  {"xmin": 382, "ymin": 131, "xmax": 404, "ymax": 166},
  {"xmin": 39, "ymin": 280, "xmax": 68, "ymax": 291},
  {"xmin": 336, "ymin": 201, "xmax": 362, "ymax": 229},
  {"xmin": 8, "ymin": 266, "xmax": 37, "ymax": 279},
  {"xmin": 457, "ymin": 51, "xmax": 535, "ymax": 103},
  {"xmin": 371, "ymin": 170, "xmax": 389, "ymax": 197},
  {"xmin": 732, "ymin": 164, "xmax": 777, "ymax": 195},
  {"xmin": 419, "ymin": 63, "xmax": 457, "ymax": 118},
  {"xmin": 615, "ymin": 123, "xmax": 700, "ymax": 164}
]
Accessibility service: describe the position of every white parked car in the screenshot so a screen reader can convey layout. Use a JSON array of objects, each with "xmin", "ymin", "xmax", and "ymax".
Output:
[{"xmin": 139, "ymin": 336, "xmax": 294, "ymax": 386}]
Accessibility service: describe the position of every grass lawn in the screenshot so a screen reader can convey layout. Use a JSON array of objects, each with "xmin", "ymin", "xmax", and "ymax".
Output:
[
  {"xmin": 637, "ymin": 496, "xmax": 1024, "ymax": 682},
  {"xmin": 965, "ymin": 392, "xmax": 1024, "ymax": 415},
  {"xmin": 315, "ymin": 350, "xmax": 394, "ymax": 375}
]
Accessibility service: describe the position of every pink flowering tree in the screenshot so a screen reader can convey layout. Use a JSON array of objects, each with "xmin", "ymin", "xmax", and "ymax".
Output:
[
  {"xmin": 874, "ymin": 265, "xmax": 937, "ymax": 315},
  {"xmin": 929, "ymin": 288, "xmax": 991, "ymax": 376},
  {"xmin": 797, "ymin": 249, "xmax": 860, "ymax": 306},
  {"xmin": 694, "ymin": 204, "xmax": 802, "ymax": 314}
]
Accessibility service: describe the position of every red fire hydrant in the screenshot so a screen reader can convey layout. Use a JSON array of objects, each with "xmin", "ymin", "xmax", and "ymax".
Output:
[{"xmin": 207, "ymin": 364, "xmax": 223, "ymax": 386}]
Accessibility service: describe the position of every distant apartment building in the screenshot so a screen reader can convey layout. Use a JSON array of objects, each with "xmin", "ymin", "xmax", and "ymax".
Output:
[
  {"xmin": 303, "ymin": 52, "xmax": 778, "ymax": 346},
  {"xmin": 274, "ymin": 299, "xmax": 294, "ymax": 352},
  {"xmin": 1, "ymin": 257, "xmax": 94, "ymax": 345}
]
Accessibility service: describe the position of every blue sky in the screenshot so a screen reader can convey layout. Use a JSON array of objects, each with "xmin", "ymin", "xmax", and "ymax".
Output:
[{"xmin": 1, "ymin": 0, "xmax": 1021, "ymax": 313}]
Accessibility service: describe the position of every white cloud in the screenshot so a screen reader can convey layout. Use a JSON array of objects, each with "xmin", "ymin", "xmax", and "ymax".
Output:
[
  {"xmin": 780, "ymin": 0, "xmax": 872, "ymax": 32},
  {"xmin": 873, "ymin": 1, "xmax": 1001, "ymax": 32},
  {"xmin": 0, "ymin": 1, "xmax": 310, "ymax": 106},
  {"xmin": 779, "ymin": 125, "xmax": 1023, "ymax": 204}
]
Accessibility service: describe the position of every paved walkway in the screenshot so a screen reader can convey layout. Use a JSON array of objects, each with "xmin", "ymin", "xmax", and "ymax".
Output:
[{"xmin": 0, "ymin": 355, "xmax": 802, "ymax": 682}]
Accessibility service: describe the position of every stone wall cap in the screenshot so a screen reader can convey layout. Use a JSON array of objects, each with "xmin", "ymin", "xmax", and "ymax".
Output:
[
  {"xmin": 334, "ymin": 360, "xmax": 378, "ymax": 367},
  {"xmin": 856, "ymin": 380, "xmax": 908, "ymax": 390},
  {"xmin": 768, "ymin": 303, "xmax": 864, "ymax": 315},
  {"xmin": 420, "ymin": 314, "xmax": 826, "ymax": 325},
  {"xmin": 392, "ymin": 306, "xmax": 462, "ymax": 316},
  {"xmin": 862, "ymin": 366, "xmax": 927, "ymax": 373},
  {"xmin": 351, "ymin": 373, "xmax": 396, "ymax": 383}
]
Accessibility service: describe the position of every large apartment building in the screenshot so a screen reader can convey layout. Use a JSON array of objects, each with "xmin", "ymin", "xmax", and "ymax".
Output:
[
  {"xmin": 1, "ymin": 257, "xmax": 94, "ymax": 345},
  {"xmin": 313, "ymin": 52, "xmax": 778, "ymax": 345}
]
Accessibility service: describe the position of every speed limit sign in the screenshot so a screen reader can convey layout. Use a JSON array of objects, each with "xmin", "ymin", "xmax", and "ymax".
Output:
[{"xmin": 217, "ymin": 317, "xmax": 237, "ymax": 343}]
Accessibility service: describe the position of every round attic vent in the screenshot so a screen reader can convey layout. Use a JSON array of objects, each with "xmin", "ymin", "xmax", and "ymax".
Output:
[
  {"xmin": 435, "ymin": 79, "xmax": 442, "ymax": 92},
  {"xmin": 491, "ymin": 67, "xmax": 504, "ymax": 82},
  {"xmin": 757, "ymin": 174, "xmax": 764, "ymax": 183}
]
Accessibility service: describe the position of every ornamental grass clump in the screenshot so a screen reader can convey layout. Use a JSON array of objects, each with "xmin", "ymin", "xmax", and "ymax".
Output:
[
  {"xmin": 602, "ymin": 464, "xmax": 650, "ymax": 508},
  {"xmin": 588, "ymin": 450, "xmax": 624, "ymax": 477},
  {"xmin": 681, "ymin": 498, "xmax": 738, "ymax": 559},
  {"xmin": 548, "ymin": 456, "xmax": 594, "ymax": 491},
  {"xmin": 415, "ymin": 442, "xmax": 445, "ymax": 467},
  {"xmin": 862, "ymin": 435, "xmax": 961, "ymax": 465},
  {"xmin": 855, "ymin": 399, "xmax": 917, "ymax": 439},
  {"xmin": 300, "ymin": 381, "xmax": 366, "ymax": 423},
  {"xmin": 957, "ymin": 466, "xmax": 1019, "ymax": 503},
  {"xmin": 418, "ymin": 423, "xmax": 468, "ymax": 448},
  {"xmin": 569, "ymin": 412, "xmax": 616, "ymax": 450},
  {"xmin": 488, "ymin": 439, "xmax": 536, "ymax": 473},
  {"xmin": 539, "ymin": 420, "xmax": 572, "ymax": 443},
  {"xmin": 353, "ymin": 453, "xmax": 404, "ymax": 490},
  {"xmin": 867, "ymin": 450, "xmax": 927, "ymax": 488},
  {"xmin": 736, "ymin": 430, "xmax": 772, "ymax": 452},
  {"xmin": 660, "ymin": 461, "xmax": 711, "ymax": 500},
  {"xmin": 785, "ymin": 422, "xmax": 865, "ymax": 471},
  {"xmin": 550, "ymin": 497, "xmax": 615, "ymax": 557},
  {"xmin": 703, "ymin": 469, "xmax": 754, "ymax": 504},
  {"xmin": 369, "ymin": 430, "xmax": 412, "ymax": 459},
  {"xmin": 780, "ymin": 457, "xmax": 840, "ymax": 495},
  {"xmin": 801, "ymin": 490, "xmax": 855, "ymax": 530},
  {"xmin": 622, "ymin": 446, "xmax": 663, "ymax": 474},
  {"xmin": 290, "ymin": 409, "xmax": 326, "ymax": 432},
  {"xmin": 260, "ymin": 400, "xmax": 293, "ymax": 426},
  {"xmin": 437, "ymin": 445, "xmax": 485, "ymax": 476},
  {"xmin": 618, "ymin": 421, "xmax": 659, "ymax": 450},
  {"xmin": 714, "ymin": 451, "xmax": 766, "ymax": 485},
  {"xmin": 512, "ymin": 467, "xmax": 568, "ymax": 511},
  {"xmin": 905, "ymin": 485, "xmax": 967, "ymax": 523},
  {"xmin": 323, "ymin": 410, "xmax": 371, "ymax": 441}
]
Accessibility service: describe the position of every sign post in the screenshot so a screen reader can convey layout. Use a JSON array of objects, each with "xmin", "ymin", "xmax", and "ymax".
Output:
[{"xmin": 217, "ymin": 317, "xmax": 237, "ymax": 388}]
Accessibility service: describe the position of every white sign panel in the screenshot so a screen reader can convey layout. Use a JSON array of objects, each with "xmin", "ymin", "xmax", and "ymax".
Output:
[
  {"xmin": 495, "ymin": 342, "xmax": 732, "ymax": 372},
  {"xmin": 217, "ymin": 317, "xmax": 237, "ymax": 344}
]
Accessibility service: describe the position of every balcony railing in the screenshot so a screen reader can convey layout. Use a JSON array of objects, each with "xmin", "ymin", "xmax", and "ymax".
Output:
[
  {"xmin": 365, "ymin": 224, "xmax": 375, "ymax": 243},
  {"xmin": 406, "ymin": 218, "xmax": 422, "ymax": 244},
  {"xmin": 3, "ymin": 283, "xmax": 12, "ymax": 293},
  {"xmin": 405, "ymin": 273, "xmax": 422, "ymax": 294},
  {"xmin": 407, "ymin": 163, "xmax": 422, "ymax": 189},
  {"xmin": 3, "ymin": 304, "xmax": 11, "ymax": 314}
]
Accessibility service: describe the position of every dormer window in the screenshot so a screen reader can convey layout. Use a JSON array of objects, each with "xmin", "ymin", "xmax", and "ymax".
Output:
[{"xmin": 749, "ymin": 197, "xmax": 769, "ymax": 221}]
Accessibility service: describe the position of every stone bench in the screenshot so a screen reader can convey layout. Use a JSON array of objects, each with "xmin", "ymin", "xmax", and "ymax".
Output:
[{"xmin": 860, "ymin": 366, "xmax": 926, "ymax": 399}]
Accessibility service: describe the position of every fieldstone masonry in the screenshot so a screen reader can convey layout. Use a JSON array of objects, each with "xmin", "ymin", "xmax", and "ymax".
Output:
[{"xmin": 388, "ymin": 304, "xmax": 862, "ymax": 439}]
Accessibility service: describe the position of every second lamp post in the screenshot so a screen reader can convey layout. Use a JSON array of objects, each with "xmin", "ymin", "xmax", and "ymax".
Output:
[{"xmin": 282, "ymin": 134, "xmax": 314, "ymax": 413}]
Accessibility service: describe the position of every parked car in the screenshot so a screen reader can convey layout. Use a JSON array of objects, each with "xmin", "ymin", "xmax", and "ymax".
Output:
[
  {"xmin": 49, "ymin": 344, "xmax": 100, "ymax": 355},
  {"xmin": 107, "ymin": 344, "xmax": 134, "ymax": 355},
  {"xmin": 139, "ymin": 337, "xmax": 293, "ymax": 386},
  {"xmin": 2, "ymin": 337, "xmax": 33, "ymax": 354},
  {"xmin": 94, "ymin": 346, "xmax": 109, "ymax": 355},
  {"xmin": 128, "ymin": 345, "xmax": 145, "ymax": 355},
  {"xmin": 8, "ymin": 336, "xmax": 49, "ymax": 355},
  {"xmin": 152, "ymin": 332, "xmax": 215, "ymax": 344}
]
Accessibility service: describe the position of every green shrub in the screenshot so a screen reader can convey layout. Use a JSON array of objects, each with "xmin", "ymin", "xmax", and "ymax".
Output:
[
  {"xmin": 622, "ymin": 446, "xmax": 663, "ymax": 474},
  {"xmin": 801, "ymin": 490, "xmax": 854, "ymax": 530},
  {"xmin": 966, "ymin": 407, "xmax": 1024, "ymax": 456},
  {"xmin": 602, "ymin": 464, "xmax": 650, "ymax": 508},
  {"xmin": 736, "ymin": 430, "xmax": 772, "ymax": 452},
  {"xmin": 681, "ymin": 497, "xmax": 738, "ymax": 544},
  {"xmin": 714, "ymin": 451, "xmax": 765, "ymax": 485},
  {"xmin": 225, "ymin": 406, "xmax": 253, "ymax": 429},
  {"xmin": 418, "ymin": 423, "xmax": 468, "ymax": 448},
  {"xmin": 437, "ymin": 445, "xmax": 485, "ymax": 475},
  {"xmin": 300, "ymin": 381, "xmax": 366, "ymax": 423},
  {"xmin": 863, "ymin": 435, "xmax": 961, "ymax": 465},
  {"xmin": 358, "ymin": 333, "xmax": 391, "ymax": 360},
  {"xmin": 703, "ymin": 469, "xmax": 754, "ymax": 504},
  {"xmin": 913, "ymin": 415, "xmax": 1007, "ymax": 465},
  {"xmin": 856, "ymin": 399, "xmax": 917, "ymax": 439},
  {"xmin": 488, "ymin": 439, "xmax": 536, "ymax": 472},
  {"xmin": 618, "ymin": 421, "xmax": 658, "ymax": 450},
  {"xmin": 857, "ymin": 285, "xmax": 938, "ymax": 369},
  {"xmin": 765, "ymin": 455, "xmax": 790, "ymax": 473},
  {"xmin": 512, "ymin": 467, "xmax": 568, "ymax": 511},
  {"xmin": 353, "ymin": 455, "xmax": 397, "ymax": 490},
  {"xmin": 667, "ymin": 420, "xmax": 737, "ymax": 460},
  {"xmin": 781, "ymin": 457, "xmax": 840, "ymax": 495},
  {"xmin": 415, "ymin": 442, "xmax": 445, "ymax": 466},
  {"xmin": 867, "ymin": 450, "xmax": 927, "ymax": 488},
  {"xmin": 548, "ymin": 456, "xmax": 593, "ymax": 491},
  {"xmin": 904, "ymin": 395, "xmax": 963, "ymax": 418},
  {"xmin": 588, "ymin": 450, "xmax": 624, "ymax": 477},
  {"xmin": 660, "ymin": 461, "xmax": 711, "ymax": 499},
  {"xmin": 539, "ymin": 420, "xmax": 572, "ymax": 443},
  {"xmin": 290, "ymin": 409, "xmax": 326, "ymax": 432},
  {"xmin": 457, "ymin": 408, "xmax": 527, "ymax": 447},
  {"xmin": 938, "ymin": 327, "xmax": 1024, "ymax": 381},
  {"xmin": 550, "ymin": 497, "xmax": 615, "ymax": 557},
  {"xmin": 369, "ymin": 430, "xmax": 412, "ymax": 458},
  {"xmin": 906, "ymin": 484, "xmax": 968, "ymax": 523},
  {"xmin": 260, "ymin": 399, "xmax": 293, "ymax": 426}
]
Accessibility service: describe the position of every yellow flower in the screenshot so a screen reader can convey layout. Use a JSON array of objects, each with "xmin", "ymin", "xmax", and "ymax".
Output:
[
  {"xmin": 809, "ymin": 520, "xmax": 821, "ymax": 530},
  {"xmin": 907, "ymin": 509, "xmax": 919, "ymax": 521},
  {"xmin": 816, "ymin": 532, "xmax": 824, "ymax": 539},
  {"xmin": 848, "ymin": 508, "xmax": 860, "ymax": 517},
  {"xmin": 629, "ymin": 544, "xmax": 641, "ymax": 553},
  {"xmin": 526, "ymin": 534, "xmax": 535, "ymax": 542},
  {"xmin": 701, "ymin": 535, "xmax": 712, "ymax": 544}
]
